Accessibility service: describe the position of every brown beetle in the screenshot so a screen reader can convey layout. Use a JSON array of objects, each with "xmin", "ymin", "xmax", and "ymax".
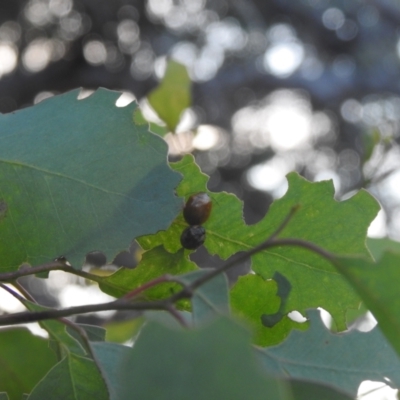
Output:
[{"xmin": 183, "ymin": 192, "xmax": 212, "ymax": 226}]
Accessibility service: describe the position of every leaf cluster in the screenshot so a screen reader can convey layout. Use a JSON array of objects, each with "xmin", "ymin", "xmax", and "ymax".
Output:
[{"xmin": 0, "ymin": 64, "xmax": 400, "ymax": 399}]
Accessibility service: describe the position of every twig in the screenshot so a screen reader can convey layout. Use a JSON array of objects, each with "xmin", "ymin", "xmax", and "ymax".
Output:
[
  {"xmin": 60, "ymin": 318, "xmax": 96, "ymax": 355},
  {"xmin": 174, "ymin": 205, "xmax": 305, "ymax": 293},
  {"xmin": 264, "ymin": 238, "xmax": 335, "ymax": 261},
  {"xmin": 0, "ymin": 206, "xmax": 337, "ymax": 327},
  {"xmin": 11, "ymin": 281, "xmax": 35, "ymax": 302},
  {"xmin": 121, "ymin": 274, "xmax": 191, "ymax": 327},
  {"xmin": 0, "ymin": 298, "xmax": 168, "ymax": 325},
  {"xmin": 165, "ymin": 303, "xmax": 190, "ymax": 328},
  {"xmin": 122, "ymin": 274, "xmax": 178, "ymax": 300},
  {"xmin": 0, "ymin": 261, "xmax": 104, "ymax": 284},
  {"xmin": 1, "ymin": 279, "xmax": 109, "ymax": 382},
  {"xmin": 0, "ymin": 282, "xmax": 27, "ymax": 302},
  {"xmin": 268, "ymin": 205, "xmax": 301, "ymax": 241},
  {"xmin": 169, "ymin": 237, "xmax": 335, "ymax": 304}
]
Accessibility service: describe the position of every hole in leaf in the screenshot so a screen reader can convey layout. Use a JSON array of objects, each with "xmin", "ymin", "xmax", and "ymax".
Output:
[
  {"xmin": 112, "ymin": 250, "xmax": 136, "ymax": 268},
  {"xmin": 85, "ymin": 251, "xmax": 107, "ymax": 267},
  {"xmin": 190, "ymin": 247, "xmax": 251, "ymax": 285},
  {"xmin": 288, "ymin": 310, "xmax": 307, "ymax": 323}
]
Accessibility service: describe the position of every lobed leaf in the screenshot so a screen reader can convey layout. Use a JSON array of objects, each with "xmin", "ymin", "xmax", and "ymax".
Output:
[
  {"xmin": 230, "ymin": 274, "xmax": 308, "ymax": 346},
  {"xmin": 0, "ymin": 88, "xmax": 181, "ymax": 272},
  {"xmin": 99, "ymin": 245, "xmax": 198, "ymax": 299},
  {"xmin": 335, "ymin": 251, "xmax": 400, "ymax": 358},
  {"xmin": 137, "ymin": 155, "xmax": 211, "ymax": 253},
  {"xmin": 257, "ymin": 309, "xmax": 400, "ymax": 397},
  {"xmin": 138, "ymin": 155, "xmax": 379, "ymax": 333}
]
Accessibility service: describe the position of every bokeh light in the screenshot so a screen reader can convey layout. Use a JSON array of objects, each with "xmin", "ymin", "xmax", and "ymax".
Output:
[{"xmin": 22, "ymin": 39, "xmax": 53, "ymax": 72}]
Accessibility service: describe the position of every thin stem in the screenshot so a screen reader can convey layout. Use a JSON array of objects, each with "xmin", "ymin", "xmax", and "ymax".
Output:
[
  {"xmin": 0, "ymin": 298, "xmax": 168, "ymax": 326},
  {"xmin": 170, "ymin": 237, "xmax": 335, "ymax": 303},
  {"xmin": 174, "ymin": 205, "xmax": 304, "ymax": 294},
  {"xmin": 0, "ymin": 282, "xmax": 27, "ymax": 302},
  {"xmin": 61, "ymin": 319, "xmax": 110, "ymax": 393},
  {"xmin": 0, "ymin": 237, "xmax": 334, "ymax": 326},
  {"xmin": 11, "ymin": 281, "xmax": 35, "ymax": 302},
  {"xmin": 2, "ymin": 278, "xmax": 106, "ymax": 367},
  {"xmin": 60, "ymin": 318, "xmax": 94, "ymax": 354},
  {"xmin": 165, "ymin": 303, "xmax": 190, "ymax": 328},
  {"xmin": 0, "ymin": 207, "xmax": 337, "ymax": 327},
  {"xmin": 356, "ymin": 384, "xmax": 388, "ymax": 399},
  {"xmin": 0, "ymin": 262, "xmax": 104, "ymax": 284},
  {"xmin": 123, "ymin": 274, "xmax": 178, "ymax": 300},
  {"xmin": 268, "ymin": 204, "xmax": 301, "ymax": 241},
  {"xmin": 266, "ymin": 238, "xmax": 336, "ymax": 261}
]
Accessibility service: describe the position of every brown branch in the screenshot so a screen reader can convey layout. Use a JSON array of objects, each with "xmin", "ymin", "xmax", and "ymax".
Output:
[
  {"xmin": 0, "ymin": 298, "xmax": 168, "ymax": 326},
  {"xmin": 122, "ymin": 274, "xmax": 178, "ymax": 300},
  {"xmin": 165, "ymin": 303, "xmax": 190, "ymax": 328}
]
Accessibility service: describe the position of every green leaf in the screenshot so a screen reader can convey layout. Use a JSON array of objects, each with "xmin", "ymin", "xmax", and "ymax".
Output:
[
  {"xmin": 137, "ymin": 154, "xmax": 221, "ymax": 253},
  {"xmin": 0, "ymin": 328, "xmax": 56, "ymax": 400},
  {"xmin": 91, "ymin": 342, "xmax": 131, "ymax": 400},
  {"xmin": 366, "ymin": 237, "xmax": 400, "ymax": 260},
  {"xmin": 257, "ymin": 309, "xmax": 400, "ymax": 397},
  {"xmin": 22, "ymin": 300, "xmax": 86, "ymax": 356},
  {"xmin": 0, "ymin": 88, "xmax": 181, "ymax": 272},
  {"xmin": 362, "ymin": 128, "xmax": 380, "ymax": 163},
  {"xmin": 116, "ymin": 317, "xmax": 282, "ymax": 400},
  {"xmin": 175, "ymin": 270, "xmax": 229, "ymax": 325},
  {"xmin": 143, "ymin": 310, "xmax": 192, "ymax": 329},
  {"xmin": 27, "ymin": 353, "xmax": 108, "ymax": 400},
  {"xmin": 66, "ymin": 324, "xmax": 106, "ymax": 348},
  {"xmin": 116, "ymin": 315, "xmax": 354, "ymax": 400},
  {"xmin": 230, "ymin": 274, "xmax": 308, "ymax": 346},
  {"xmin": 241, "ymin": 174, "xmax": 378, "ymax": 331},
  {"xmin": 99, "ymin": 246, "xmax": 198, "ymax": 299},
  {"xmin": 104, "ymin": 317, "xmax": 144, "ymax": 343},
  {"xmin": 289, "ymin": 380, "xmax": 353, "ymax": 400},
  {"xmin": 133, "ymin": 108, "xmax": 169, "ymax": 137},
  {"xmin": 139, "ymin": 156, "xmax": 379, "ymax": 332},
  {"xmin": 335, "ymin": 251, "xmax": 400, "ymax": 357},
  {"xmin": 147, "ymin": 60, "xmax": 191, "ymax": 132}
]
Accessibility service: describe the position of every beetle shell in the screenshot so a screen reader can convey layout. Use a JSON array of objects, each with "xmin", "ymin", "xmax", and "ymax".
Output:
[
  {"xmin": 183, "ymin": 192, "xmax": 212, "ymax": 226},
  {"xmin": 180, "ymin": 225, "xmax": 206, "ymax": 250}
]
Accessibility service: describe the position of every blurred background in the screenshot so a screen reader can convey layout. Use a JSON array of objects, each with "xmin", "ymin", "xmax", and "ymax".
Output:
[{"xmin": 0, "ymin": 1, "xmax": 399, "ymax": 397}]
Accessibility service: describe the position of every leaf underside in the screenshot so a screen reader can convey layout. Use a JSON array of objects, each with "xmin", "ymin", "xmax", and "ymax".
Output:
[{"xmin": 136, "ymin": 155, "xmax": 379, "ymax": 333}]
